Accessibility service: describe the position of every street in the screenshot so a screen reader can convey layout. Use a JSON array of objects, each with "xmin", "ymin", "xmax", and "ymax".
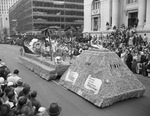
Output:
[{"xmin": 0, "ymin": 44, "xmax": 150, "ymax": 116}]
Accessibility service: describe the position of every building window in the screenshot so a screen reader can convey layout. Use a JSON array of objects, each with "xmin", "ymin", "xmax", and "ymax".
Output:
[
  {"xmin": 126, "ymin": 0, "xmax": 138, "ymax": 4},
  {"xmin": 93, "ymin": 17, "xmax": 98, "ymax": 31},
  {"xmin": 93, "ymin": 0, "xmax": 100, "ymax": 10}
]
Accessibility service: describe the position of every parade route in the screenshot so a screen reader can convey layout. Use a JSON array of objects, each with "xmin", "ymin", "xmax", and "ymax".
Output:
[{"xmin": 0, "ymin": 44, "xmax": 150, "ymax": 116}]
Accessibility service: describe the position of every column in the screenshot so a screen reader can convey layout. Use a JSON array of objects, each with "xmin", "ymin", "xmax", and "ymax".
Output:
[
  {"xmin": 112, "ymin": 0, "xmax": 119, "ymax": 28},
  {"xmin": 100, "ymin": 0, "xmax": 112, "ymax": 30},
  {"xmin": 83, "ymin": 0, "xmax": 92, "ymax": 32},
  {"xmin": 109, "ymin": 0, "xmax": 112, "ymax": 25},
  {"xmin": 138, "ymin": 0, "xmax": 146, "ymax": 28},
  {"xmin": 145, "ymin": 0, "xmax": 150, "ymax": 29}
]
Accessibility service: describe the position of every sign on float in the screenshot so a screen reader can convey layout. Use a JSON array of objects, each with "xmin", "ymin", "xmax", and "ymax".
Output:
[
  {"xmin": 65, "ymin": 69, "xmax": 78, "ymax": 85},
  {"xmin": 84, "ymin": 74, "xmax": 102, "ymax": 95}
]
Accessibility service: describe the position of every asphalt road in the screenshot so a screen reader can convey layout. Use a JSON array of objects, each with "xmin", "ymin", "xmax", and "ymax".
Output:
[{"xmin": 0, "ymin": 44, "xmax": 150, "ymax": 116}]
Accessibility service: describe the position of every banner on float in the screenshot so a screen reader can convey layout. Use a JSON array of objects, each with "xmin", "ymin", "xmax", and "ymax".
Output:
[
  {"xmin": 65, "ymin": 69, "xmax": 78, "ymax": 85},
  {"xmin": 84, "ymin": 74, "xmax": 102, "ymax": 95}
]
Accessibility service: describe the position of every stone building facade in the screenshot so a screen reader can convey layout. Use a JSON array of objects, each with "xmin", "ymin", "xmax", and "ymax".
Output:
[{"xmin": 84, "ymin": 0, "xmax": 150, "ymax": 37}]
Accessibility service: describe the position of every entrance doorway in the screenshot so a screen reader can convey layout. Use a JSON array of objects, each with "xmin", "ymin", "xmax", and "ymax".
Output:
[{"xmin": 128, "ymin": 12, "xmax": 138, "ymax": 27}]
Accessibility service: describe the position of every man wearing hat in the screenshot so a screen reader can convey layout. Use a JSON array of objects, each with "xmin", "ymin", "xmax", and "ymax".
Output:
[
  {"xmin": 7, "ymin": 69, "xmax": 22, "ymax": 86},
  {"xmin": 47, "ymin": 103, "xmax": 61, "ymax": 116}
]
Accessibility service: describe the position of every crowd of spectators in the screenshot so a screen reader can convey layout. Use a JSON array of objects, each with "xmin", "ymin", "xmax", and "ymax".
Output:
[
  {"xmin": 47, "ymin": 26, "xmax": 150, "ymax": 77},
  {"xmin": 82, "ymin": 26, "xmax": 150, "ymax": 77},
  {"xmin": 0, "ymin": 60, "xmax": 62, "ymax": 116},
  {"xmin": 22, "ymin": 25, "xmax": 150, "ymax": 77}
]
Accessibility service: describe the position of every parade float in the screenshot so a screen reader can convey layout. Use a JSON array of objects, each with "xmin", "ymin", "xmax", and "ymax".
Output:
[
  {"xmin": 19, "ymin": 29, "xmax": 146, "ymax": 107},
  {"xmin": 59, "ymin": 49, "xmax": 145, "ymax": 107},
  {"xmin": 19, "ymin": 26, "xmax": 85, "ymax": 80},
  {"xmin": 19, "ymin": 29, "xmax": 71, "ymax": 81}
]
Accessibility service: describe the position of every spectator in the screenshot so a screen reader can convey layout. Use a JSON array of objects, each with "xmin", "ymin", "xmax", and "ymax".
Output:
[
  {"xmin": 0, "ymin": 104, "xmax": 13, "ymax": 116},
  {"xmin": 7, "ymin": 69, "xmax": 22, "ymax": 86},
  {"xmin": 18, "ymin": 84, "xmax": 31, "ymax": 99},
  {"xmin": 125, "ymin": 28, "xmax": 130, "ymax": 46},
  {"xmin": 128, "ymin": 35, "xmax": 134, "ymax": 46},
  {"xmin": 121, "ymin": 49, "xmax": 128, "ymax": 63},
  {"xmin": 132, "ymin": 59, "xmax": 138, "ymax": 73},
  {"xmin": 126, "ymin": 50, "xmax": 133, "ymax": 70},
  {"xmin": 143, "ymin": 34, "xmax": 148, "ymax": 46},
  {"xmin": 0, "ymin": 77, "xmax": 5, "ymax": 99},
  {"xmin": 139, "ymin": 35, "xmax": 143, "ymax": 45},
  {"xmin": 14, "ymin": 79, "xmax": 24, "ymax": 96},
  {"xmin": 147, "ymin": 61, "xmax": 150, "ymax": 77},
  {"xmin": 106, "ymin": 22, "xmax": 110, "ymax": 30},
  {"xmin": 133, "ymin": 33, "xmax": 138, "ymax": 46},
  {"xmin": 30, "ymin": 90, "xmax": 41, "ymax": 115},
  {"xmin": 5, "ymin": 91, "xmax": 16, "ymax": 109},
  {"xmin": 0, "ymin": 62, "xmax": 10, "ymax": 80},
  {"xmin": 0, "ymin": 77, "xmax": 4, "ymax": 86},
  {"xmin": 18, "ymin": 84, "xmax": 33, "ymax": 112},
  {"xmin": 134, "ymin": 17, "xmax": 139, "ymax": 27},
  {"xmin": 3, "ymin": 86, "xmax": 14, "ymax": 103},
  {"xmin": 142, "ymin": 62, "xmax": 148, "ymax": 76},
  {"xmin": 16, "ymin": 96, "xmax": 33, "ymax": 116}
]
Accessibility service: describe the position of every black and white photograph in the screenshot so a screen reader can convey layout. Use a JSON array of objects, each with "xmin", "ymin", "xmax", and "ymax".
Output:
[{"xmin": 0, "ymin": 0, "xmax": 150, "ymax": 116}]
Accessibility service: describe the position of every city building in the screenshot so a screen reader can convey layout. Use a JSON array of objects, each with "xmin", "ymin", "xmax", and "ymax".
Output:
[
  {"xmin": 0, "ymin": 0, "xmax": 19, "ymax": 39},
  {"xmin": 84, "ymin": 0, "xmax": 150, "ymax": 37},
  {"xmin": 0, "ymin": 15, "xmax": 9, "ymax": 36},
  {"xmin": 0, "ymin": 0, "xmax": 19, "ymax": 14},
  {"xmin": 9, "ymin": 0, "xmax": 84, "ymax": 36}
]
